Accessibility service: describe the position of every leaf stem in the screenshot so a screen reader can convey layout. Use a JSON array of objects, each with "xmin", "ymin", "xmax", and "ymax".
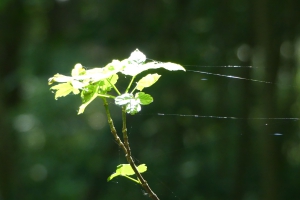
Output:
[
  {"xmin": 125, "ymin": 76, "xmax": 136, "ymax": 93},
  {"xmin": 107, "ymin": 79, "xmax": 121, "ymax": 95},
  {"xmin": 130, "ymin": 85, "xmax": 137, "ymax": 94},
  {"xmin": 98, "ymin": 94, "xmax": 116, "ymax": 99},
  {"xmin": 122, "ymin": 175, "xmax": 140, "ymax": 184}
]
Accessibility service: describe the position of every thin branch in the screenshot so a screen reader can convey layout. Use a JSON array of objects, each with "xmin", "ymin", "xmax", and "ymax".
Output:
[
  {"xmin": 102, "ymin": 98, "xmax": 159, "ymax": 200},
  {"xmin": 124, "ymin": 154, "xmax": 160, "ymax": 200},
  {"xmin": 102, "ymin": 98, "xmax": 127, "ymax": 154},
  {"xmin": 122, "ymin": 106, "xmax": 131, "ymax": 156},
  {"xmin": 121, "ymin": 107, "xmax": 159, "ymax": 200}
]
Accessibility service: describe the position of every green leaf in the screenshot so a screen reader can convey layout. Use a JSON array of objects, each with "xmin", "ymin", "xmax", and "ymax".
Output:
[
  {"xmin": 136, "ymin": 73, "xmax": 161, "ymax": 91},
  {"xmin": 115, "ymin": 92, "xmax": 153, "ymax": 114},
  {"xmin": 142, "ymin": 62, "xmax": 186, "ymax": 72},
  {"xmin": 71, "ymin": 80, "xmax": 86, "ymax": 89},
  {"xmin": 48, "ymin": 74, "xmax": 74, "ymax": 85},
  {"xmin": 120, "ymin": 50, "xmax": 185, "ymax": 76},
  {"xmin": 71, "ymin": 63, "xmax": 86, "ymax": 77},
  {"xmin": 50, "ymin": 83, "xmax": 74, "ymax": 100},
  {"xmin": 115, "ymin": 93, "xmax": 141, "ymax": 114},
  {"xmin": 137, "ymin": 164, "xmax": 147, "ymax": 172},
  {"xmin": 107, "ymin": 164, "xmax": 147, "ymax": 182},
  {"xmin": 136, "ymin": 92, "xmax": 153, "ymax": 105},
  {"xmin": 78, "ymin": 94, "xmax": 98, "ymax": 114},
  {"xmin": 128, "ymin": 49, "xmax": 146, "ymax": 64},
  {"xmin": 83, "ymin": 60, "xmax": 122, "ymax": 83},
  {"xmin": 49, "ymin": 62, "xmax": 122, "ymax": 89},
  {"xmin": 78, "ymin": 84, "xmax": 99, "ymax": 114},
  {"xmin": 115, "ymin": 93, "xmax": 134, "ymax": 106},
  {"xmin": 99, "ymin": 74, "xmax": 118, "ymax": 92},
  {"xmin": 126, "ymin": 100, "xmax": 141, "ymax": 115}
]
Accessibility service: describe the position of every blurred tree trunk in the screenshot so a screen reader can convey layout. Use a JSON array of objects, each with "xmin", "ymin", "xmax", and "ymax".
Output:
[
  {"xmin": 0, "ymin": 0, "xmax": 25, "ymax": 199},
  {"xmin": 233, "ymin": 1, "xmax": 254, "ymax": 199},
  {"xmin": 276, "ymin": 0, "xmax": 299, "ymax": 198},
  {"xmin": 252, "ymin": 0, "xmax": 282, "ymax": 199},
  {"xmin": 233, "ymin": 64, "xmax": 253, "ymax": 199},
  {"xmin": 214, "ymin": 0, "xmax": 232, "ymax": 193}
]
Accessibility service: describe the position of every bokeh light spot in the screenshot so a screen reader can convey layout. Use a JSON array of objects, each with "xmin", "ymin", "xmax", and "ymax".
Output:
[
  {"xmin": 14, "ymin": 114, "xmax": 36, "ymax": 132},
  {"xmin": 30, "ymin": 164, "xmax": 47, "ymax": 182},
  {"xmin": 87, "ymin": 112, "xmax": 106, "ymax": 130}
]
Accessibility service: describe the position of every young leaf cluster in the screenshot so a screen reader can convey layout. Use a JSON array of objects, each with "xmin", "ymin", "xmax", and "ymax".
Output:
[{"xmin": 48, "ymin": 49, "xmax": 185, "ymax": 115}]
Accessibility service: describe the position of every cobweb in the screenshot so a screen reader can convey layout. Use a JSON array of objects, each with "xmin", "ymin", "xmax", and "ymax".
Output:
[{"xmin": 117, "ymin": 63, "xmax": 298, "ymax": 199}]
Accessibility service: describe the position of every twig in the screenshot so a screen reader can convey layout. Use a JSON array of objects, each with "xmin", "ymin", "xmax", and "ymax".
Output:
[
  {"xmin": 102, "ymin": 98, "xmax": 127, "ymax": 154},
  {"xmin": 102, "ymin": 98, "xmax": 159, "ymax": 200}
]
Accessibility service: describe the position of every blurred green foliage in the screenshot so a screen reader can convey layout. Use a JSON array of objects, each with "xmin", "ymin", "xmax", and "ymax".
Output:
[{"xmin": 1, "ymin": 0, "xmax": 300, "ymax": 200}]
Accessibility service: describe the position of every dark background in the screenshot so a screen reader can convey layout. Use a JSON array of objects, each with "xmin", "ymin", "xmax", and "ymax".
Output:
[{"xmin": 1, "ymin": 0, "xmax": 300, "ymax": 199}]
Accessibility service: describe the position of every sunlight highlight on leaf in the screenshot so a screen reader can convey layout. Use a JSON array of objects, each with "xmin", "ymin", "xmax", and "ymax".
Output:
[
  {"xmin": 50, "ymin": 83, "xmax": 74, "ymax": 100},
  {"xmin": 49, "ymin": 49, "xmax": 185, "ymax": 114},
  {"xmin": 136, "ymin": 73, "xmax": 161, "ymax": 91},
  {"xmin": 107, "ymin": 164, "xmax": 147, "ymax": 182}
]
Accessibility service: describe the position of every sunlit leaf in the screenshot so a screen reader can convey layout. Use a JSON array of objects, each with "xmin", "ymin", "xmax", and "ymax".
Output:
[
  {"xmin": 136, "ymin": 73, "xmax": 161, "ymax": 91},
  {"xmin": 120, "ymin": 49, "xmax": 185, "ymax": 76},
  {"xmin": 107, "ymin": 164, "xmax": 147, "ymax": 182},
  {"xmin": 50, "ymin": 83, "xmax": 74, "ymax": 100},
  {"xmin": 100, "ymin": 74, "xmax": 119, "ymax": 92},
  {"xmin": 115, "ymin": 93, "xmax": 134, "ymax": 106},
  {"xmin": 125, "ymin": 99, "xmax": 141, "ymax": 115},
  {"xmin": 78, "ymin": 84, "xmax": 99, "ymax": 114},
  {"xmin": 119, "ymin": 60, "xmax": 141, "ymax": 76},
  {"xmin": 115, "ymin": 93, "xmax": 141, "ymax": 114},
  {"xmin": 81, "ymin": 60, "xmax": 123, "ymax": 83},
  {"xmin": 49, "ymin": 61, "xmax": 122, "ymax": 89},
  {"xmin": 48, "ymin": 74, "xmax": 74, "ymax": 85},
  {"xmin": 78, "ymin": 97, "xmax": 97, "ymax": 114},
  {"xmin": 142, "ymin": 62, "xmax": 186, "ymax": 72},
  {"xmin": 71, "ymin": 63, "xmax": 86, "ymax": 77},
  {"xmin": 115, "ymin": 93, "xmax": 144, "ymax": 114},
  {"xmin": 128, "ymin": 49, "xmax": 146, "ymax": 64},
  {"xmin": 71, "ymin": 80, "xmax": 87, "ymax": 89}
]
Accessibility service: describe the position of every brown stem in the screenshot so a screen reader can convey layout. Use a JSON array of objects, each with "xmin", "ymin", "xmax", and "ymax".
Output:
[
  {"xmin": 103, "ymin": 98, "xmax": 128, "ymax": 154},
  {"xmin": 102, "ymin": 98, "xmax": 159, "ymax": 200},
  {"xmin": 122, "ymin": 107, "xmax": 131, "ymax": 156},
  {"xmin": 125, "ymin": 155, "xmax": 159, "ymax": 200}
]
